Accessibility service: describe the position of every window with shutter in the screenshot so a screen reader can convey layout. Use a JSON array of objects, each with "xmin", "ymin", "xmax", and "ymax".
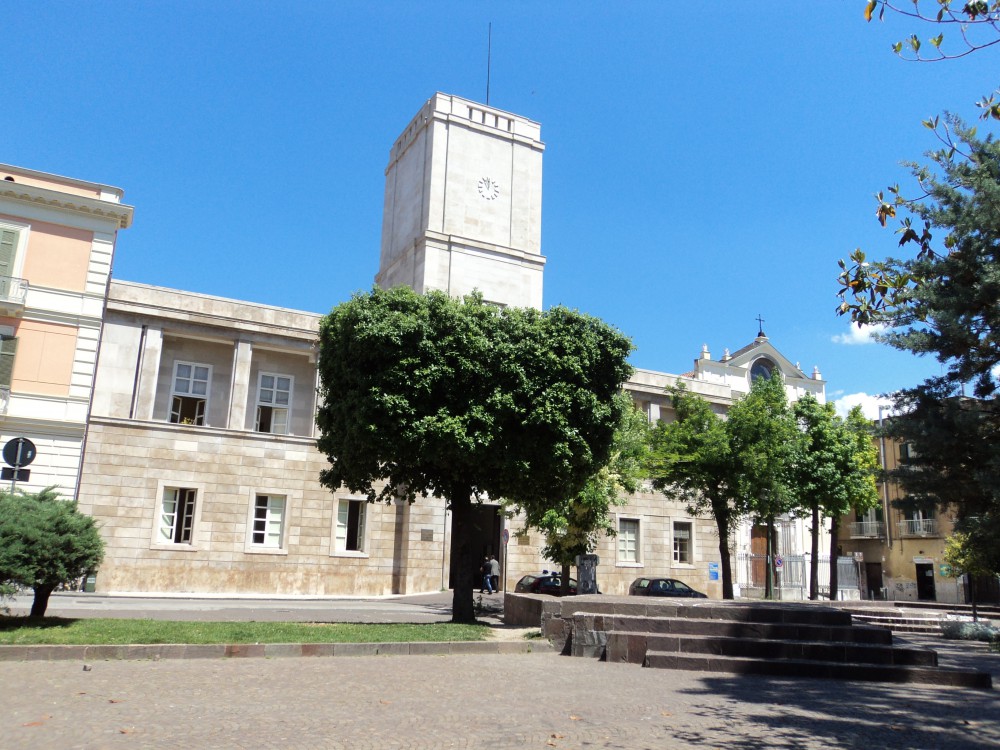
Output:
[
  {"xmin": 0, "ymin": 335, "xmax": 17, "ymax": 388},
  {"xmin": 0, "ymin": 228, "xmax": 17, "ymax": 279}
]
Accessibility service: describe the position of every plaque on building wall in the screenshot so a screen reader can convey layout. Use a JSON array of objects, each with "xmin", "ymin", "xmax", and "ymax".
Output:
[{"xmin": 420, "ymin": 528, "xmax": 434, "ymax": 542}]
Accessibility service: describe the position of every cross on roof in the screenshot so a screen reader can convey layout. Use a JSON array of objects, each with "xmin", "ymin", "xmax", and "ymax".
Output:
[{"xmin": 756, "ymin": 314, "xmax": 766, "ymax": 337}]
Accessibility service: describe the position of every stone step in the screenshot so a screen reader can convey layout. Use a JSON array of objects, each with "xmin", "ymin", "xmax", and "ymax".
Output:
[
  {"xmin": 603, "ymin": 631, "xmax": 937, "ymax": 668},
  {"xmin": 850, "ymin": 615, "xmax": 944, "ymax": 634},
  {"xmin": 574, "ymin": 612, "xmax": 893, "ymax": 646},
  {"xmin": 642, "ymin": 651, "xmax": 992, "ymax": 690}
]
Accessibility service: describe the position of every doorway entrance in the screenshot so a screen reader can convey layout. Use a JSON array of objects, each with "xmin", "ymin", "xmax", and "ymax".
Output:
[
  {"xmin": 864, "ymin": 562, "xmax": 884, "ymax": 600},
  {"xmin": 448, "ymin": 504, "xmax": 501, "ymax": 590},
  {"xmin": 915, "ymin": 563, "xmax": 937, "ymax": 601}
]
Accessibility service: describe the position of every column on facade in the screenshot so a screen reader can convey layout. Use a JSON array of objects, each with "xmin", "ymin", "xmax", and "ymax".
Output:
[
  {"xmin": 132, "ymin": 325, "xmax": 163, "ymax": 420},
  {"xmin": 647, "ymin": 402, "xmax": 661, "ymax": 423},
  {"xmin": 228, "ymin": 339, "xmax": 253, "ymax": 430}
]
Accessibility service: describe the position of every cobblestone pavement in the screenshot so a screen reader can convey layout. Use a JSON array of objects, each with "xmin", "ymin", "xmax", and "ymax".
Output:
[{"xmin": 4, "ymin": 651, "xmax": 999, "ymax": 750}]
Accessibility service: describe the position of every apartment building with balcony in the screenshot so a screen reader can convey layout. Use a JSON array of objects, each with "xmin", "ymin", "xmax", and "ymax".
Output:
[
  {"xmin": 839, "ymin": 436, "xmax": 964, "ymax": 603},
  {"xmin": 0, "ymin": 165, "xmax": 132, "ymax": 498}
]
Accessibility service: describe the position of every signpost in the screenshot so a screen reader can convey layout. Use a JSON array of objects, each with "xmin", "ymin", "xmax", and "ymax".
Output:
[
  {"xmin": 501, "ymin": 528, "xmax": 510, "ymax": 593},
  {"xmin": 2, "ymin": 437, "xmax": 36, "ymax": 491}
]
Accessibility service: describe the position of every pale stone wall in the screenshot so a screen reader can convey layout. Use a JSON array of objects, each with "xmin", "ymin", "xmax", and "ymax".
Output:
[
  {"xmin": 377, "ymin": 93, "xmax": 545, "ymax": 310},
  {"xmin": 77, "ymin": 418, "xmax": 452, "ymax": 596}
]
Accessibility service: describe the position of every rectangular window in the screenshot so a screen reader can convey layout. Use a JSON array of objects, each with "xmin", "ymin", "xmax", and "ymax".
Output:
[
  {"xmin": 336, "ymin": 499, "xmax": 366, "ymax": 553},
  {"xmin": 0, "ymin": 334, "xmax": 17, "ymax": 388},
  {"xmin": 618, "ymin": 518, "xmax": 639, "ymax": 563},
  {"xmin": 255, "ymin": 373, "xmax": 293, "ymax": 434},
  {"xmin": 170, "ymin": 361, "xmax": 211, "ymax": 425},
  {"xmin": 251, "ymin": 494, "xmax": 286, "ymax": 548},
  {"xmin": 0, "ymin": 227, "xmax": 18, "ymax": 279},
  {"xmin": 673, "ymin": 521, "xmax": 692, "ymax": 564},
  {"xmin": 159, "ymin": 487, "xmax": 197, "ymax": 544}
]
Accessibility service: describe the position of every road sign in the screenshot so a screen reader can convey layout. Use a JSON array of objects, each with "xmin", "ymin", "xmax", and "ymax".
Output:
[
  {"xmin": 774, "ymin": 556, "xmax": 783, "ymax": 569},
  {"xmin": 3, "ymin": 437, "xmax": 36, "ymax": 468},
  {"xmin": 708, "ymin": 561, "xmax": 720, "ymax": 581},
  {"xmin": 0, "ymin": 467, "xmax": 29, "ymax": 481},
  {"xmin": 502, "ymin": 529, "xmax": 510, "ymax": 545}
]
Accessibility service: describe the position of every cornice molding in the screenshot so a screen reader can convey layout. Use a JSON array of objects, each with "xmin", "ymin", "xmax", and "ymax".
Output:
[{"xmin": 0, "ymin": 183, "xmax": 133, "ymax": 229}]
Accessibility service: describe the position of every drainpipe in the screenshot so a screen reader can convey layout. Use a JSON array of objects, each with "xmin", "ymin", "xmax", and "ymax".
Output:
[{"xmin": 878, "ymin": 405, "xmax": 893, "ymax": 550}]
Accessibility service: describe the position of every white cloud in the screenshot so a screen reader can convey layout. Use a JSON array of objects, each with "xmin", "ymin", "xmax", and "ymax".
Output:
[
  {"xmin": 831, "ymin": 323, "xmax": 886, "ymax": 346},
  {"xmin": 832, "ymin": 392, "xmax": 894, "ymax": 421}
]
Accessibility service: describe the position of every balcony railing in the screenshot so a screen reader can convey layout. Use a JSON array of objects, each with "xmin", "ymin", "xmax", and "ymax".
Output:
[
  {"xmin": 898, "ymin": 518, "xmax": 939, "ymax": 537},
  {"xmin": 848, "ymin": 520, "xmax": 885, "ymax": 538},
  {"xmin": 0, "ymin": 276, "xmax": 28, "ymax": 310}
]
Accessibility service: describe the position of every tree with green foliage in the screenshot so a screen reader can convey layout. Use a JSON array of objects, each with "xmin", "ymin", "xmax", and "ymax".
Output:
[
  {"xmin": 792, "ymin": 397, "xmax": 881, "ymax": 600},
  {"xmin": 838, "ymin": 120, "xmax": 1000, "ymax": 569},
  {"xmin": 0, "ymin": 487, "xmax": 104, "ymax": 618},
  {"xmin": 649, "ymin": 384, "xmax": 740, "ymax": 598},
  {"xmin": 522, "ymin": 392, "xmax": 650, "ymax": 595},
  {"xmin": 838, "ymin": 121, "xmax": 1000, "ymax": 397},
  {"xmin": 944, "ymin": 519, "xmax": 1000, "ymax": 621},
  {"xmin": 883, "ymin": 383, "xmax": 1000, "ymax": 583},
  {"xmin": 315, "ymin": 286, "xmax": 633, "ymax": 623},
  {"xmin": 649, "ymin": 375, "xmax": 799, "ymax": 599},
  {"xmin": 727, "ymin": 374, "xmax": 802, "ymax": 600}
]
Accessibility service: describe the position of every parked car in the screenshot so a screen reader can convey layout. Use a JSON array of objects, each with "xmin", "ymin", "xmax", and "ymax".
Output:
[
  {"xmin": 514, "ymin": 573, "xmax": 578, "ymax": 596},
  {"xmin": 628, "ymin": 577, "xmax": 707, "ymax": 598}
]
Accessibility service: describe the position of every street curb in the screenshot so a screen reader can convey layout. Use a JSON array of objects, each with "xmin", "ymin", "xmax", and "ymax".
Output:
[{"xmin": 0, "ymin": 639, "xmax": 551, "ymax": 662}]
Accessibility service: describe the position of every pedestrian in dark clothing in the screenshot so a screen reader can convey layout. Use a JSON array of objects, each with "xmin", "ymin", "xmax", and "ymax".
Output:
[
  {"xmin": 489, "ymin": 555, "xmax": 500, "ymax": 593},
  {"xmin": 480, "ymin": 557, "xmax": 494, "ymax": 594}
]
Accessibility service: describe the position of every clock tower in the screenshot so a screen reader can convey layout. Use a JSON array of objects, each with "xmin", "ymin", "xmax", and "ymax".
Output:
[{"xmin": 375, "ymin": 93, "xmax": 545, "ymax": 309}]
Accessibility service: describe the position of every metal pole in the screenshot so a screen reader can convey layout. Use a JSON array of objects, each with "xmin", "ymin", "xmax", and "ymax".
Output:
[
  {"xmin": 10, "ymin": 439, "xmax": 22, "ymax": 493},
  {"xmin": 486, "ymin": 23, "xmax": 492, "ymax": 106},
  {"xmin": 879, "ymin": 405, "xmax": 893, "ymax": 549}
]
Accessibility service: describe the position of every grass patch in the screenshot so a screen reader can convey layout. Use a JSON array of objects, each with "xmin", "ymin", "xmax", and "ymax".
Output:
[{"xmin": 0, "ymin": 618, "xmax": 487, "ymax": 646}]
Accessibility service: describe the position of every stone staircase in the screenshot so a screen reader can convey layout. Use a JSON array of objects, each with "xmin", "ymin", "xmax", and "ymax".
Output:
[
  {"xmin": 535, "ymin": 596, "xmax": 992, "ymax": 690},
  {"xmin": 845, "ymin": 610, "xmax": 945, "ymax": 635}
]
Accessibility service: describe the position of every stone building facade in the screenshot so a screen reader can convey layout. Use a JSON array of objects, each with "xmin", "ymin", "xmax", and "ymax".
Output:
[{"xmin": 73, "ymin": 93, "xmax": 827, "ymax": 598}]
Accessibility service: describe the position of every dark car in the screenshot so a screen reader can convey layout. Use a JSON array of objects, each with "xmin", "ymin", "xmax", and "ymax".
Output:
[
  {"xmin": 628, "ymin": 577, "xmax": 707, "ymax": 598},
  {"xmin": 514, "ymin": 574, "xmax": 578, "ymax": 596}
]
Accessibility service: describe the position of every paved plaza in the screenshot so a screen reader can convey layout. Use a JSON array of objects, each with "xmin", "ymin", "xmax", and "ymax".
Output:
[
  {"xmin": 3, "ymin": 593, "xmax": 1000, "ymax": 748},
  {"xmin": 3, "ymin": 648, "xmax": 999, "ymax": 749}
]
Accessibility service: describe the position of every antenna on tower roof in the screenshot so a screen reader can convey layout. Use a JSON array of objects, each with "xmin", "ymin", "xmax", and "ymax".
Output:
[{"xmin": 486, "ymin": 22, "xmax": 492, "ymax": 106}]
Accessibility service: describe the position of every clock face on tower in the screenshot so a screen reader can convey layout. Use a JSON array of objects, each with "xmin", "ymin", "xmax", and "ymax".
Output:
[{"xmin": 477, "ymin": 176, "xmax": 500, "ymax": 200}]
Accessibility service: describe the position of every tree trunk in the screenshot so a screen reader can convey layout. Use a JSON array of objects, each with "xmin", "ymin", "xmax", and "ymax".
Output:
[
  {"xmin": 449, "ymin": 492, "xmax": 476, "ymax": 624},
  {"xmin": 809, "ymin": 503, "xmax": 820, "ymax": 601},
  {"xmin": 30, "ymin": 584, "xmax": 54, "ymax": 618},
  {"xmin": 560, "ymin": 562, "xmax": 572, "ymax": 596},
  {"xmin": 764, "ymin": 516, "xmax": 775, "ymax": 600},
  {"xmin": 712, "ymin": 500, "xmax": 734, "ymax": 599},
  {"xmin": 970, "ymin": 575, "xmax": 979, "ymax": 623},
  {"xmin": 829, "ymin": 516, "xmax": 840, "ymax": 602}
]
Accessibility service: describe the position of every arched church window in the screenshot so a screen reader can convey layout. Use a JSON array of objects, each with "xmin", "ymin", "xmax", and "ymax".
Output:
[{"xmin": 750, "ymin": 357, "xmax": 776, "ymax": 382}]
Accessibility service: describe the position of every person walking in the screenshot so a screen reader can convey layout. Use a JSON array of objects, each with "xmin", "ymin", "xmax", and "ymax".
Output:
[
  {"xmin": 489, "ymin": 554, "xmax": 500, "ymax": 594},
  {"xmin": 480, "ymin": 556, "xmax": 494, "ymax": 594}
]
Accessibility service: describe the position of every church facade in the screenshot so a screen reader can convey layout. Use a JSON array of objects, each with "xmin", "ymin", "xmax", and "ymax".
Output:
[{"xmin": 73, "ymin": 93, "xmax": 827, "ymax": 598}]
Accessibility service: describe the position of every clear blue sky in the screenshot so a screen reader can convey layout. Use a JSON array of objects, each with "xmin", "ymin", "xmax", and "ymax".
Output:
[{"xmin": 6, "ymin": 3, "xmax": 996, "ymax": 416}]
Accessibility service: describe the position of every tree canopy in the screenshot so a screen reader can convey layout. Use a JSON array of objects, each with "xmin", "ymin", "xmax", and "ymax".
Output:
[
  {"xmin": 792, "ymin": 396, "xmax": 880, "ymax": 599},
  {"xmin": 315, "ymin": 286, "xmax": 633, "ymax": 622},
  {"xmin": 837, "ymin": 120, "xmax": 1000, "ymax": 401},
  {"xmin": 522, "ymin": 391, "xmax": 650, "ymax": 590},
  {"xmin": 0, "ymin": 487, "xmax": 104, "ymax": 617},
  {"xmin": 841, "ymin": 1, "xmax": 1000, "ymax": 589},
  {"xmin": 649, "ymin": 375, "xmax": 800, "ymax": 599}
]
